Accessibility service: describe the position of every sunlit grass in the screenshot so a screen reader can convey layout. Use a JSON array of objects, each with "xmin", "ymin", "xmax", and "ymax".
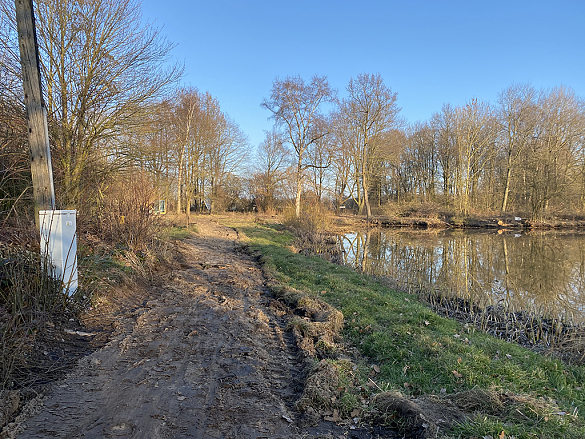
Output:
[
  {"xmin": 161, "ymin": 224, "xmax": 199, "ymax": 240},
  {"xmin": 225, "ymin": 218, "xmax": 585, "ymax": 439}
]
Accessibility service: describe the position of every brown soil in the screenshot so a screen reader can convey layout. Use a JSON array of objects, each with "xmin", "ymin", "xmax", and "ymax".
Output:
[{"xmin": 4, "ymin": 217, "xmax": 405, "ymax": 438}]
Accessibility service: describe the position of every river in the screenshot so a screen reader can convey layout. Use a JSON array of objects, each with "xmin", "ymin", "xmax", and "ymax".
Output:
[{"xmin": 338, "ymin": 229, "xmax": 585, "ymax": 323}]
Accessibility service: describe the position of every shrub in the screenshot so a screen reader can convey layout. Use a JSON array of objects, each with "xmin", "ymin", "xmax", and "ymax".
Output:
[
  {"xmin": 282, "ymin": 200, "xmax": 331, "ymax": 234},
  {"xmin": 86, "ymin": 170, "xmax": 160, "ymax": 252}
]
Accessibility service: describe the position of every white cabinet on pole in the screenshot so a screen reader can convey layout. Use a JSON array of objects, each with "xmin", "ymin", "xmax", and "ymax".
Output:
[{"xmin": 39, "ymin": 210, "xmax": 78, "ymax": 296}]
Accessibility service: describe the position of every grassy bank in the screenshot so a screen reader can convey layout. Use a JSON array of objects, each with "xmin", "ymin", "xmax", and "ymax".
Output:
[{"xmin": 223, "ymin": 216, "xmax": 585, "ymax": 439}]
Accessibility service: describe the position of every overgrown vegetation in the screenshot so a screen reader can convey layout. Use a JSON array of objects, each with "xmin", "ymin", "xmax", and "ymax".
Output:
[
  {"xmin": 0, "ymin": 0, "xmax": 182, "ymax": 399},
  {"xmin": 0, "ymin": 170, "xmax": 177, "ymax": 393},
  {"xmin": 0, "ymin": 240, "xmax": 65, "ymax": 388},
  {"xmin": 226, "ymin": 217, "xmax": 585, "ymax": 439}
]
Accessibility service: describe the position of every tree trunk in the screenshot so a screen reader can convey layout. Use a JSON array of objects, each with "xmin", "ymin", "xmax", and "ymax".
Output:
[
  {"xmin": 295, "ymin": 174, "xmax": 302, "ymax": 219},
  {"xmin": 501, "ymin": 160, "xmax": 513, "ymax": 212},
  {"xmin": 361, "ymin": 160, "xmax": 372, "ymax": 220},
  {"xmin": 176, "ymin": 146, "xmax": 184, "ymax": 215},
  {"xmin": 185, "ymin": 188, "xmax": 192, "ymax": 226}
]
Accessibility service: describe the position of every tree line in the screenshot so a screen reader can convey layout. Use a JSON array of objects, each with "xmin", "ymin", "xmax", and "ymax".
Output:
[
  {"xmin": 1, "ymin": 0, "xmax": 182, "ymax": 224},
  {"xmin": 1, "ymin": 0, "xmax": 252, "ymax": 226},
  {"xmin": 138, "ymin": 88, "xmax": 248, "ymax": 218},
  {"xmin": 254, "ymin": 77, "xmax": 585, "ymax": 220},
  {"xmin": 1, "ymin": 0, "xmax": 585, "ymax": 227}
]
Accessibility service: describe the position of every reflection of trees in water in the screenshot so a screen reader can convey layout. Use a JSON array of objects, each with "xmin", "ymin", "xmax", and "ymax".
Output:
[
  {"xmin": 504, "ymin": 234, "xmax": 585, "ymax": 319},
  {"xmin": 337, "ymin": 230, "xmax": 585, "ymax": 321}
]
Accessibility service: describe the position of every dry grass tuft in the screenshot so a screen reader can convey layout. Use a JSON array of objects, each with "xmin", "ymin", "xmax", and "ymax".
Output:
[
  {"xmin": 282, "ymin": 202, "xmax": 332, "ymax": 235},
  {"xmin": 367, "ymin": 391, "xmax": 438, "ymax": 438},
  {"xmin": 0, "ymin": 243, "xmax": 66, "ymax": 388},
  {"xmin": 296, "ymin": 359, "xmax": 341, "ymax": 412},
  {"xmin": 274, "ymin": 285, "xmax": 344, "ymax": 357},
  {"xmin": 449, "ymin": 388, "xmax": 504, "ymax": 414},
  {"xmin": 449, "ymin": 387, "xmax": 573, "ymax": 423}
]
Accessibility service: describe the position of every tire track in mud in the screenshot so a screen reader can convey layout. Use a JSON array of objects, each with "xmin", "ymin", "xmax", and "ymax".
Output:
[{"xmin": 16, "ymin": 219, "xmax": 304, "ymax": 439}]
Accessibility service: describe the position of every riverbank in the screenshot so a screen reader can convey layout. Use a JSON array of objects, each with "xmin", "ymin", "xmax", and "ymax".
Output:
[
  {"xmin": 224, "ymin": 215, "xmax": 585, "ymax": 439},
  {"xmin": 328, "ymin": 224, "xmax": 585, "ymax": 362},
  {"xmin": 329, "ymin": 213, "xmax": 585, "ymax": 231}
]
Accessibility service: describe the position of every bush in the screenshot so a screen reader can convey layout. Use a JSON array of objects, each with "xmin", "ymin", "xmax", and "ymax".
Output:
[
  {"xmin": 282, "ymin": 201, "xmax": 331, "ymax": 234},
  {"xmin": 86, "ymin": 170, "xmax": 160, "ymax": 252}
]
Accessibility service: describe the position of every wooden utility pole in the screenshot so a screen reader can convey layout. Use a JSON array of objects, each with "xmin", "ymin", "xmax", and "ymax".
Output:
[{"xmin": 15, "ymin": 0, "xmax": 55, "ymax": 227}]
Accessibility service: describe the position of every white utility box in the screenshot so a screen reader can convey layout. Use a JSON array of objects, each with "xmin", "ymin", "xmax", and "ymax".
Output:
[{"xmin": 39, "ymin": 210, "xmax": 78, "ymax": 296}]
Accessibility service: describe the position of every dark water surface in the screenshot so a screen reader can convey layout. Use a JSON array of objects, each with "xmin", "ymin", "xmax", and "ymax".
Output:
[{"xmin": 338, "ymin": 229, "xmax": 585, "ymax": 323}]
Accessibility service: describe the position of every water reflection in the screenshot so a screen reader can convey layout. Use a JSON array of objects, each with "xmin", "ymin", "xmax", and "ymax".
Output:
[{"xmin": 338, "ymin": 229, "xmax": 585, "ymax": 322}]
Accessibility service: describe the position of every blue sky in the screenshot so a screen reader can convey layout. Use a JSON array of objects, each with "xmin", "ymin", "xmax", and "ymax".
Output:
[{"xmin": 140, "ymin": 0, "xmax": 585, "ymax": 149}]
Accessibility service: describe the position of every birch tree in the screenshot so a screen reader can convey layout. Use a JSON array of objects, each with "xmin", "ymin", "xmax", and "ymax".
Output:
[{"xmin": 453, "ymin": 99, "xmax": 496, "ymax": 214}]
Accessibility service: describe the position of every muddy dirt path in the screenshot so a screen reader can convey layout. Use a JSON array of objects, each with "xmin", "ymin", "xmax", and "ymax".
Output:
[{"xmin": 15, "ymin": 218, "xmax": 310, "ymax": 438}]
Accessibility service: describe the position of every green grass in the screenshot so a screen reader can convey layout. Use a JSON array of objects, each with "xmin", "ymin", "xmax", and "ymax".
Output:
[
  {"xmin": 223, "ymin": 218, "xmax": 585, "ymax": 439},
  {"xmin": 161, "ymin": 224, "xmax": 199, "ymax": 240}
]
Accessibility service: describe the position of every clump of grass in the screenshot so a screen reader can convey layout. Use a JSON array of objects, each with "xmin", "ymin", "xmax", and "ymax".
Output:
[
  {"xmin": 0, "ymin": 243, "xmax": 66, "ymax": 323},
  {"xmin": 296, "ymin": 359, "xmax": 342, "ymax": 412},
  {"xmin": 0, "ymin": 242, "xmax": 65, "ymax": 388},
  {"xmin": 228, "ymin": 218, "xmax": 585, "ymax": 439},
  {"xmin": 271, "ymin": 282, "xmax": 343, "ymax": 358},
  {"xmin": 366, "ymin": 390, "xmax": 437, "ymax": 437},
  {"xmin": 295, "ymin": 358, "xmax": 371, "ymax": 420}
]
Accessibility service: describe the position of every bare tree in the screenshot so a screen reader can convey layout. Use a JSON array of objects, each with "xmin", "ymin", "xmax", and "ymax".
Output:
[
  {"xmin": 165, "ymin": 88, "xmax": 248, "ymax": 218},
  {"xmin": 338, "ymin": 73, "xmax": 400, "ymax": 219},
  {"xmin": 496, "ymin": 84, "xmax": 538, "ymax": 213},
  {"xmin": 306, "ymin": 115, "xmax": 333, "ymax": 202},
  {"xmin": 452, "ymin": 99, "xmax": 496, "ymax": 215},
  {"xmin": 170, "ymin": 88, "xmax": 200, "ymax": 215},
  {"xmin": 524, "ymin": 87, "xmax": 585, "ymax": 217},
  {"xmin": 0, "ymin": 7, "xmax": 28, "ymax": 221},
  {"xmin": 1, "ymin": 0, "xmax": 182, "ymax": 208},
  {"xmin": 0, "ymin": 90, "xmax": 28, "ymax": 222},
  {"xmin": 205, "ymin": 113, "xmax": 248, "ymax": 213},
  {"xmin": 403, "ymin": 122, "xmax": 438, "ymax": 202},
  {"xmin": 330, "ymin": 110, "xmax": 361, "ymax": 210},
  {"xmin": 432, "ymin": 104, "xmax": 457, "ymax": 203},
  {"xmin": 135, "ymin": 99, "xmax": 175, "ymax": 203},
  {"xmin": 261, "ymin": 75, "xmax": 335, "ymax": 218},
  {"xmin": 250, "ymin": 129, "xmax": 289, "ymax": 212}
]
